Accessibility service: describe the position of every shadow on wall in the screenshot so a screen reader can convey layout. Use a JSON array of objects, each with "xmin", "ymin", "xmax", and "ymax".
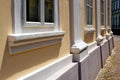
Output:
[{"xmin": 0, "ymin": 40, "xmax": 61, "ymax": 80}]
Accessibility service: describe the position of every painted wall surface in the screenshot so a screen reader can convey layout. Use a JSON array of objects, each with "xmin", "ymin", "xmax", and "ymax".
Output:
[
  {"xmin": 0, "ymin": 0, "xmax": 70, "ymax": 80},
  {"xmin": 0, "ymin": 0, "xmax": 12, "ymax": 70}
]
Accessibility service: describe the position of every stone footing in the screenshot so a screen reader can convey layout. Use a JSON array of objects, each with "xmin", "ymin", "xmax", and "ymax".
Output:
[
  {"xmin": 101, "ymin": 39, "xmax": 110, "ymax": 66},
  {"xmin": 18, "ymin": 39, "xmax": 114, "ymax": 80}
]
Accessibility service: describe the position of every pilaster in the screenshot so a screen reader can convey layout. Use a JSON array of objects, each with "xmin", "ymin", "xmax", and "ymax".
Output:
[
  {"xmin": 105, "ymin": 0, "xmax": 111, "ymax": 39},
  {"xmin": 96, "ymin": 0, "xmax": 104, "ymax": 45},
  {"xmin": 70, "ymin": 0, "xmax": 88, "ymax": 62}
]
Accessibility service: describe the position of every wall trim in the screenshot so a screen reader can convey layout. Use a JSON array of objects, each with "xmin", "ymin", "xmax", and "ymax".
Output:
[
  {"xmin": 71, "ymin": 40, "xmax": 88, "ymax": 54},
  {"xmin": 85, "ymin": 26, "xmax": 96, "ymax": 35},
  {"xmin": 8, "ymin": 31, "xmax": 64, "ymax": 54}
]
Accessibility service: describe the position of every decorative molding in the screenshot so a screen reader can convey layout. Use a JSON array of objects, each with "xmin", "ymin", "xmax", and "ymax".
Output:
[
  {"xmin": 85, "ymin": 26, "xmax": 96, "ymax": 35},
  {"xmin": 8, "ymin": 31, "xmax": 64, "ymax": 54},
  {"xmin": 71, "ymin": 40, "xmax": 88, "ymax": 62},
  {"xmin": 97, "ymin": 35, "xmax": 103, "ymax": 45},
  {"xmin": 106, "ymin": 32, "xmax": 111, "ymax": 39},
  {"xmin": 110, "ymin": 31, "xmax": 113, "ymax": 36},
  {"xmin": 8, "ymin": 31, "xmax": 64, "ymax": 41},
  {"xmin": 107, "ymin": 27, "xmax": 111, "ymax": 30},
  {"xmin": 100, "ymin": 27, "xmax": 105, "ymax": 31},
  {"xmin": 71, "ymin": 40, "xmax": 88, "ymax": 54}
]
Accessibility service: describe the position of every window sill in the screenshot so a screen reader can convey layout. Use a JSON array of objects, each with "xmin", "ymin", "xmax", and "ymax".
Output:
[{"xmin": 8, "ymin": 31, "xmax": 65, "ymax": 54}]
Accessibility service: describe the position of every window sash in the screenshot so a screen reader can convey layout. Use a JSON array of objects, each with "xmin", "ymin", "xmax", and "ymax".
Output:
[
  {"xmin": 23, "ymin": 0, "xmax": 55, "ymax": 27},
  {"xmin": 108, "ymin": 1, "xmax": 110, "ymax": 26},
  {"xmin": 101, "ymin": 0, "xmax": 104, "ymax": 26},
  {"xmin": 85, "ymin": 0, "xmax": 93, "ymax": 25}
]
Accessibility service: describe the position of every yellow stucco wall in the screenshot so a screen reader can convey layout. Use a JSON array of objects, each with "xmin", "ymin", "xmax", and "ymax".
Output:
[
  {"xmin": 0, "ymin": 0, "xmax": 70, "ymax": 80},
  {"xmin": 0, "ymin": 0, "xmax": 12, "ymax": 69}
]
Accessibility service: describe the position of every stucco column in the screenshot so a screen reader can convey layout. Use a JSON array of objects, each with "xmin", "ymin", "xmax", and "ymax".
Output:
[
  {"xmin": 96, "ymin": 0, "xmax": 103, "ymax": 44},
  {"xmin": 70, "ymin": 0, "xmax": 88, "ymax": 61},
  {"xmin": 105, "ymin": 0, "xmax": 111, "ymax": 39}
]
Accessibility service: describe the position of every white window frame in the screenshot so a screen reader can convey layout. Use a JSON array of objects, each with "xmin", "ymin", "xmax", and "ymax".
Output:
[
  {"xmin": 85, "ymin": 0, "xmax": 93, "ymax": 26},
  {"xmin": 115, "ymin": 1, "xmax": 117, "ymax": 10},
  {"xmin": 23, "ymin": 0, "xmax": 57, "ymax": 27},
  {"xmin": 13, "ymin": 0, "xmax": 59, "ymax": 34},
  {"xmin": 101, "ymin": 0, "xmax": 104, "ymax": 26}
]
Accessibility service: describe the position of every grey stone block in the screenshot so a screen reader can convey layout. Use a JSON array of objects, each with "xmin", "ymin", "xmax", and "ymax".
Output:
[
  {"xmin": 87, "ymin": 46, "xmax": 101, "ymax": 80},
  {"xmin": 48, "ymin": 63, "xmax": 79, "ymax": 80},
  {"xmin": 101, "ymin": 40, "xmax": 109, "ymax": 66},
  {"xmin": 80, "ymin": 55, "xmax": 89, "ymax": 80}
]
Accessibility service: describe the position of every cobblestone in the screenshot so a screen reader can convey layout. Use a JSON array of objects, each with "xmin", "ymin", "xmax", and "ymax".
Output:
[{"xmin": 96, "ymin": 35, "xmax": 120, "ymax": 80}]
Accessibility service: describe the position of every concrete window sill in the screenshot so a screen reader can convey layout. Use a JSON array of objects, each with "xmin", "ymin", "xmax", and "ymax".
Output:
[{"xmin": 8, "ymin": 31, "xmax": 65, "ymax": 54}]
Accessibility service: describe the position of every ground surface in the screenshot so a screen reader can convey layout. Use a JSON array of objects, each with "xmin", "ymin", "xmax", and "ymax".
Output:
[{"xmin": 96, "ymin": 35, "xmax": 120, "ymax": 80}]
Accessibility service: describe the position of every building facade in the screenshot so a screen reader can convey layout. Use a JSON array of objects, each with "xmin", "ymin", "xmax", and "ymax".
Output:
[
  {"xmin": 112, "ymin": 0, "xmax": 120, "ymax": 34},
  {"xmin": 0, "ymin": 0, "xmax": 113, "ymax": 80}
]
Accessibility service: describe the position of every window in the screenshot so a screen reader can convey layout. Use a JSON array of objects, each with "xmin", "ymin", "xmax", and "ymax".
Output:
[
  {"xmin": 85, "ymin": 0, "xmax": 93, "ymax": 25},
  {"xmin": 112, "ymin": 16, "xmax": 113, "ymax": 28},
  {"xmin": 9, "ymin": 0, "xmax": 64, "ymax": 54},
  {"xmin": 24, "ymin": 0, "xmax": 55, "ymax": 27},
  {"xmin": 115, "ymin": 15, "xmax": 117, "ymax": 29},
  {"xmin": 117, "ymin": 0, "xmax": 119, "ymax": 9},
  {"xmin": 119, "ymin": 0, "xmax": 120, "ymax": 9},
  {"xmin": 108, "ymin": 0, "xmax": 110, "ymax": 26},
  {"xmin": 101, "ymin": 0, "xmax": 104, "ymax": 26},
  {"xmin": 13, "ymin": 0, "xmax": 59, "ymax": 34}
]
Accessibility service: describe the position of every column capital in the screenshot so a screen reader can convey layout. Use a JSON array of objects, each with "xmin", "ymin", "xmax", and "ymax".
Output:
[
  {"xmin": 71, "ymin": 40, "xmax": 88, "ymax": 54},
  {"xmin": 97, "ymin": 35, "xmax": 103, "ymax": 45}
]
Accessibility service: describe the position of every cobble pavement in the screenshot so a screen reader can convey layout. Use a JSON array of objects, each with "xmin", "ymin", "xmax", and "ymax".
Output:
[{"xmin": 96, "ymin": 35, "xmax": 120, "ymax": 80}]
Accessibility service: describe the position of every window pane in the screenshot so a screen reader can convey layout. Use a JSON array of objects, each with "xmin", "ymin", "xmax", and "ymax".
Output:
[
  {"xmin": 101, "ymin": 0, "xmax": 104, "ymax": 25},
  {"xmin": 101, "ymin": 0, "xmax": 104, "ymax": 13},
  {"xmin": 85, "ymin": 0, "xmax": 89, "ymax": 4},
  {"xmin": 26, "ymin": 0, "xmax": 40, "ymax": 22},
  {"xmin": 89, "ymin": 0, "xmax": 93, "ymax": 6},
  {"xmin": 89, "ymin": 8, "xmax": 93, "ymax": 25},
  {"xmin": 45, "ymin": 0, "xmax": 54, "ymax": 23},
  {"xmin": 101, "ymin": 14, "xmax": 104, "ymax": 25},
  {"xmin": 86, "ymin": 0, "xmax": 93, "ymax": 25}
]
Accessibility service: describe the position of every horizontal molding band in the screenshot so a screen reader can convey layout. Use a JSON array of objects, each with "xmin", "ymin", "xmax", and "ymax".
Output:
[{"xmin": 8, "ymin": 31, "xmax": 65, "ymax": 54}]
